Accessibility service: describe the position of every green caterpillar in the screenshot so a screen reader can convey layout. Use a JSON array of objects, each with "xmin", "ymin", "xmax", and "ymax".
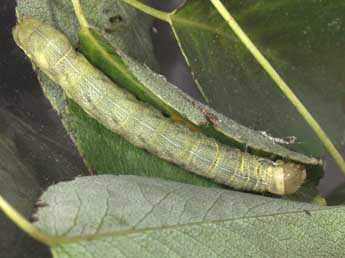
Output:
[{"xmin": 13, "ymin": 17, "xmax": 306, "ymax": 195}]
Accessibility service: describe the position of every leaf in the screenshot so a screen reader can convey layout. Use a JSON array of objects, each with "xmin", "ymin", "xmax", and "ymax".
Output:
[
  {"xmin": 16, "ymin": 0, "xmax": 221, "ymax": 190},
  {"xmin": 16, "ymin": 0, "xmax": 158, "ymax": 115},
  {"xmin": 35, "ymin": 175, "xmax": 344, "ymax": 258},
  {"xmin": 15, "ymin": 0, "xmax": 324, "ymax": 202},
  {"xmin": 171, "ymin": 0, "xmax": 345, "ymax": 157},
  {"xmin": 67, "ymin": 101, "xmax": 218, "ymax": 188},
  {"xmin": 78, "ymin": 29, "xmax": 324, "ymax": 202},
  {"xmin": 78, "ymin": 25, "xmax": 320, "ymax": 166}
]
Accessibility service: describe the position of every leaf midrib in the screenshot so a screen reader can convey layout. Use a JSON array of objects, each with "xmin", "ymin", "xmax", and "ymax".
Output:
[
  {"xmin": 48, "ymin": 205, "xmax": 340, "ymax": 245},
  {"xmin": 171, "ymin": 16, "xmax": 234, "ymax": 41}
]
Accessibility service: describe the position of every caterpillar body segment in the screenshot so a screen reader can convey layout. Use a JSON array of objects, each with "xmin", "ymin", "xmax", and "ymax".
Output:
[{"xmin": 13, "ymin": 18, "xmax": 306, "ymax": 195}]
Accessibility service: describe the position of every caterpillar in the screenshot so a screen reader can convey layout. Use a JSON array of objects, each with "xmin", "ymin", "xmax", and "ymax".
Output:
[{"xmin": 13, "ymin": 17, "xmax": 306, "ymax": 195}]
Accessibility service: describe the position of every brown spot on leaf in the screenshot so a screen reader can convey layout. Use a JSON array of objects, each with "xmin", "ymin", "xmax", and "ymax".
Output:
[
  {"xmin": 109, "ymin": 15, "xmax": 123, "ymax": 24},
  {"xmin": 201, "ymin": 109, "xmax": 219, "ymax": 126}
]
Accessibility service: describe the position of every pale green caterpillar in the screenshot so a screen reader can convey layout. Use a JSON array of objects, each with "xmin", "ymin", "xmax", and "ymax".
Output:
[{"xmin": 13, "ymin": 17, "xmax": 306, "ymax": 195}]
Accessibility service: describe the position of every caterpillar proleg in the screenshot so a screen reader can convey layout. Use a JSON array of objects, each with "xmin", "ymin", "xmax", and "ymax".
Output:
[{"xmin": 13, "ymin": 18, "xmax": 306, "ymax": 195}]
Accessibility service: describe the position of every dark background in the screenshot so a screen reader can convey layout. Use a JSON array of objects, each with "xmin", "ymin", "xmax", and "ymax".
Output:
[
  {"xmin": 1, "ymin": 1, "xmax": 88, "ymax": 257},
  {"xmin": 0, "ymin": 0, "xmax": 344, "ymax": 257}
]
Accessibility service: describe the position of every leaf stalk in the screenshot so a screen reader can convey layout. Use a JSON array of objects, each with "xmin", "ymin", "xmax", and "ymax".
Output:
[
  {"xmin": 71, "ymin": 0, "xmax": 90, "ymax": 28},
  {"xmin": 0, "ymin": 195, "xmax": 57, "ymax": 246},
  {"xmin": 120, "ymin": 0, "xmax": 171, "ymax": 23},
  {"xmin": 210, "ymin": 0, "xmax": 345, "ymax": 175}
]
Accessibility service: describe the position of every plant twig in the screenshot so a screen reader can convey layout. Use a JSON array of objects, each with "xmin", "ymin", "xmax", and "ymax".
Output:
[
  {"xmin": 71, "ymin": 0, "xmax": 90, "ymax": 28},
  {"xmin": 120, "ymin": 0, "xmax": 171, "ymax": 23},
  {"xmin": 210, "ymin": 0, "xmax": 345, "ymax": 174},
  {"xmin": 0, "ymin": 195, "xmax": 57, "ymax": 246},
  {"xmin": 74, "ymin": 0, "xmax": 340, "ymax": 171}
]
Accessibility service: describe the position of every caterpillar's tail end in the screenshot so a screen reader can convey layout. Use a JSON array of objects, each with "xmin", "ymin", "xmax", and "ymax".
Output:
[{"xmin": 269, "ymin": 162, "xmax": 306, "ymax": 195}]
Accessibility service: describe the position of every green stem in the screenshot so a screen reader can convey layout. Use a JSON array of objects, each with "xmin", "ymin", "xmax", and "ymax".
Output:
[
  {"xmin": 119, "ymin": 0, "xmax": 172, "ymax": 23},
  {"xmin": 210, "ymin": 0, "xmax": 345, "ymax": 174},
  {"xmin": 0, "ymin": 195, "xmax": 57, "ymax": 246},
  {"xmin": 119, "ymin": 0, "xmax": 209, "ymax": 102},
  {"xmin": 71, "ymin": 0, "xmax": 90, "ymax": 28}
]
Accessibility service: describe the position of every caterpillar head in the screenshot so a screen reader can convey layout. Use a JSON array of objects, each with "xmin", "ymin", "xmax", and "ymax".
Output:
[
  {"xmin": 268, "ymin": 160, "xmax": 306, "ymax": 195},
  {"xmin": 13, "ymin": 17, "xmax": 71, "ymax": 74}
]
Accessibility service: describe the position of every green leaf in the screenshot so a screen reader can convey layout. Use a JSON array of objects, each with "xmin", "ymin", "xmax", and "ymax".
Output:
[
  {"xmin": 16, "ymin": 0, "xmax": 324, "ymax": 202},
  {"xmin": 77, "ymin": 27, "xmax": 324, "ymax": 202},
  {"xmin": 16, "ymin": 0, "xmax": 218, "ymax": 189},
  {"xmin": 67, "ymin": 101, "xmax": 218, "ymax": 188},
  {"xmin": 171, "ymin": 0, "xmax": 345, "ymax": 157},
  {"xmin": 78, "ymin": 26, "xmax": 320, "ymax": 166},
  {"xmin": 35, "ymin": 176, "xmax": 343, "ymax": 257},
  {"xmin": 16, "ymin": 0, "xmax": 158, "ymax": 114},
  {"xmin": 18, "ymin": 0, "xmax": 157, "ymax": 69}
]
